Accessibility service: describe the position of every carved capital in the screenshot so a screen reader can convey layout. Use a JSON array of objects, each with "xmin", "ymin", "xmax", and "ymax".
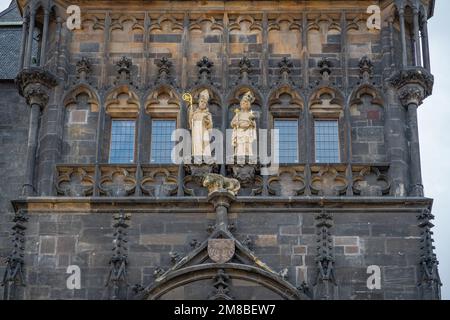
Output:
[
  {"xmin": 15, "ymin": 68, "xmax": 58, "ymax": 108},
  {"xmin": 388, "ymin": 67, "xmax": 434, "ymax": 107},
  {"xmin": 207, "ymin": 190, "xmax": 236, "ymax": 209}
]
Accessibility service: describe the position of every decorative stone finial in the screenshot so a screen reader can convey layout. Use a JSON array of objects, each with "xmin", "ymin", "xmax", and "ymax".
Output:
[
  {"xmin": 318, "ymin": 57, "xmax": 332, "ymax": 83},
  {"xmin": 76, "ymin": 57, "xmax": 91, "ymax": 82},
  {"xmin": 238, "ymin": 56, "xmax": 252, "ymax": 84},
  {"xmin": 359, "ymin": 56, "xmax": 373, "ymax": 83},
  {"xmin": 197, "ymin": 56, "xmax": 214, "ymax": 84},
  {"xmin": 116, "ymin": 56, "xmax": 133, "ymax": 84},
  {"xmin": 155, "ymin": 57, "xmax": 173, "ymax": 85},
  {"xmin": 279, "ymin": 57, "xmax": 293, "ymax": 83}
]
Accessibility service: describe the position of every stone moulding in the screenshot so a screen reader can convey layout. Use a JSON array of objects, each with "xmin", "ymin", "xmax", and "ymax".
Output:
[{"xmin": 54, "ymin": 163, "xmax": 392, "ymax": 198}]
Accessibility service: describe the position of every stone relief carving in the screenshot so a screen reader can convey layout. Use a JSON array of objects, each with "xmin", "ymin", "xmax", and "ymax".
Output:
[
  {"xmin": 99, "ymin": 168, "xmax": 137, "ymax": 197},
  {"xmin": 203, "ymin": 173, "xmax": 240, "ymax": 196},
  {"xmin": 310, "ymin": 166, "xmax": 347, "ymax": 196},
  {"xmin": 141, "ymin": 168, "xmax": 178, "ymax": 197},
  {"xmin": 56, "ymin": 167, "xmax": 95, "ymax": 197},
  {"xmin": 352, "ymin": 167, "xmax": 390, "ymax": 196},
  {"xmin": 268, "ymin": 168, "xmax": 306, "ymax": 196}
]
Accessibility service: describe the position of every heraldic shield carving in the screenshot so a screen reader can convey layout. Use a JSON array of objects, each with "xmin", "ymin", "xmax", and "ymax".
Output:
[{"xmin": 208, "ymin": 239, "xmax": 235, "ymax": 264}]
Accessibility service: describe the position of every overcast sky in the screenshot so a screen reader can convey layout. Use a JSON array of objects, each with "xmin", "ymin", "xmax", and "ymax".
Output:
[{"xmin": 0, "ymin": 0, "xmax": 448, "ymax": 299}]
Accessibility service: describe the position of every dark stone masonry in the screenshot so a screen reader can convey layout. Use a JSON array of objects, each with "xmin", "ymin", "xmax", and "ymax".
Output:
[{"xmin": 0, "ymin": 0, "xmax": 442, "ymax": 300}]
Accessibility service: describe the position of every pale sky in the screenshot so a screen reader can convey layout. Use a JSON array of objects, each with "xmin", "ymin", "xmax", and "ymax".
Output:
[{"xmin": 0, "ymin": 0, "xmax": 448, "ymax": 299}]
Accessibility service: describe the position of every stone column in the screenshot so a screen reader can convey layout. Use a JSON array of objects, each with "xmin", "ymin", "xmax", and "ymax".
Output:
[
  {"xmin": 389, "ymin": 67, "xmax": 434, "ymax": 197},
  {"xmin": 207, "ymin": 190, "xmax": 236, "ymax": 232},
  {"xmin": 421, "ymin": 16, "xmax": 431, "ymax": 72},
  {"xmin": 399, "ymin": 7, "xmax": 408, "ymax": 68},
  {"xmin": 413, "ymin": 8, "xmax": 422, "ymax": 67},
  {"xmin": 19, "ymin": 14, "xmax": 29, "ymax": 70},
  {"xmin": 24, "ymin": 10, "xmax": 35, "ymax": 68},
  {"xmin": 39, "ymin": 9, "xmax": 50, "ymax": 66},
  {"xmin": 16, "ymin": 68, "xmax": 58, "ymax": 196}
]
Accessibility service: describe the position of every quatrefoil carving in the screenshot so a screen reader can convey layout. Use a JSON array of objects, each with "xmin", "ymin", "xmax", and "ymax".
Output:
[
  {"xmin": 310, "ymin": 166, "xmax": 348, "ymax": 196},
  {"xmin": 268, "ymin": 169, "xmax": 306, "ymax": 196},
  {"xmin": 56, "ymin": 167, "xmax": 94, "ymax": 197},
  {"xmin": 353, "ymin": 167, "xmax": 390, "ymax": 196},
  {"xmin": 99, "ymin": 168, "xmax": 136, "ymax": 197},
  {"xmin": 141, "ymin": 169, "xmax": 178, "ymax": 197}
]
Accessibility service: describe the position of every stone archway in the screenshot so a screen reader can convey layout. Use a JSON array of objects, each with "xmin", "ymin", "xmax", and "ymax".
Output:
[{"xmin": 141, "ymin": 264, "xmax": 309, "ymax": 300}]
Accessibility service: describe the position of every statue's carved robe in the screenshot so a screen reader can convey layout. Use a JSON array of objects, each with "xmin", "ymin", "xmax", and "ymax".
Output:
[
  {"xmin": 189, "ymin": 108, "xmax": 213, "ymax": 157},
  {"xmin": 231, "ymin": 111, "xmax": 257, "ymax": 157}
]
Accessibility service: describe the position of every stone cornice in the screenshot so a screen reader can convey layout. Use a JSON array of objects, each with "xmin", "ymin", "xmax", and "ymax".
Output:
[{"xmin": 12, "ymin": 196, "xmax": 433, "ymax": 214}]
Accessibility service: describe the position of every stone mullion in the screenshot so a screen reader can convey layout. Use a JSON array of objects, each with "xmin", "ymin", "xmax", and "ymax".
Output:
[{"xmin": 94, "ymin": 104, "xmax": 106, "ymax": 196}]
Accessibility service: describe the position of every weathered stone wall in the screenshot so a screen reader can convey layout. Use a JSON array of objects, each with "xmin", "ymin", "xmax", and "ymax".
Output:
[
  {"xmin": 0, "ymin": 81, "xmax": 29, "ymax": 286},
  {"xmin": 18, "ymin": 201, "xmax": 426, "ymax": 300}
]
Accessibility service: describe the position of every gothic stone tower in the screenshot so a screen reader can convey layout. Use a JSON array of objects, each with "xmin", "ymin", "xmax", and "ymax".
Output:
[{"xmin": 0, "ymin": 0, "xmax": 441, "ymax": 300}]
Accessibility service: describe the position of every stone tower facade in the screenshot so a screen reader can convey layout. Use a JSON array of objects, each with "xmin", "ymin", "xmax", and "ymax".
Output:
[{"xmin": 0, "ymin": 0, "xmax": 441, "ymax": 300}]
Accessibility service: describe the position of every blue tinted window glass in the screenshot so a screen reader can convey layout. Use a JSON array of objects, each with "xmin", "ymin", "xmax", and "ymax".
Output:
[
  {"xmin": 109, "ymin": 120, "xmax": 136, "ymax": 163},
  {"xmin": 274, "ymin": 119, "xmax": 299, "ymax": 163},
  {"xmin": 315, "ymin": 120, "xmax": 340, "ymax": 163},
  {"xmin": 151, "ymin": 119, "xmax": 176, "ymax": 164}
]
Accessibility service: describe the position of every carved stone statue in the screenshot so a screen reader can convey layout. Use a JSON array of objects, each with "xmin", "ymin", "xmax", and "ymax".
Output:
[
  {"xmin": 231, "ymin": 91, "xmax": 257, "ymax": 158},
  {"xmin": 203, "ymin": 173, "xmax": 240, "ymax": 196},
  {"xmin": 189, "ymin": 89, "xmax": 213, "ymax": 160}
]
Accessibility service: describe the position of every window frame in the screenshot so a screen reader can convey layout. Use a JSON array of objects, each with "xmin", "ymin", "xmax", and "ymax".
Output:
[
  {"xmin": 150, "ymin": 118, "xmax": 178, "ymax": 164},
  {"xmin": 108, "ymin": 118, "xmax": 138, "ymax": 164},
  {"xmin": 313, "ymin": 119, "xmax": 341, "ymax": 164},
  {"xmin": 273, "ymin": 118, "xmax": 300, "ymax": 164}
]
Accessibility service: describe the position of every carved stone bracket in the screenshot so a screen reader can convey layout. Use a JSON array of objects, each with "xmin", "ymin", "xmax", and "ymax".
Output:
[
  {"xmin": 388, "ymin": 67, "xmax": 434, "ymax": 106},
  {"xmin": 16, "ymin": 67, "xmax": 58, "ymax": 108}
]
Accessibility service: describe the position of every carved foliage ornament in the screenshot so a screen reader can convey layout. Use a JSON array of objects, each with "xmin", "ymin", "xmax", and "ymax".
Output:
[
  {"xmin": 203, "ymin": 173, "xmax": 241, "ymax": 196},
  {"xmin": 388, "ymin": 67, "xmax": 434, "ymax": 106},
  {"xmin": 15, "ymin": 68, "xmax": 58, "ymax": 107}
]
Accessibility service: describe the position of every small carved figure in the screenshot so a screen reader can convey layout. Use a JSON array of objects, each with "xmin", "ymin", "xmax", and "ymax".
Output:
[
  {"xmin": 188, "ymin": 89, "xmax": 213, "ymax": 160},
  {"xmin": 231, "ymin": 91, "xmax": 257, "ymax": 158},
  {"xmin": 202, "ymin": 173, "xmax": 240, "ymax": 196}
]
